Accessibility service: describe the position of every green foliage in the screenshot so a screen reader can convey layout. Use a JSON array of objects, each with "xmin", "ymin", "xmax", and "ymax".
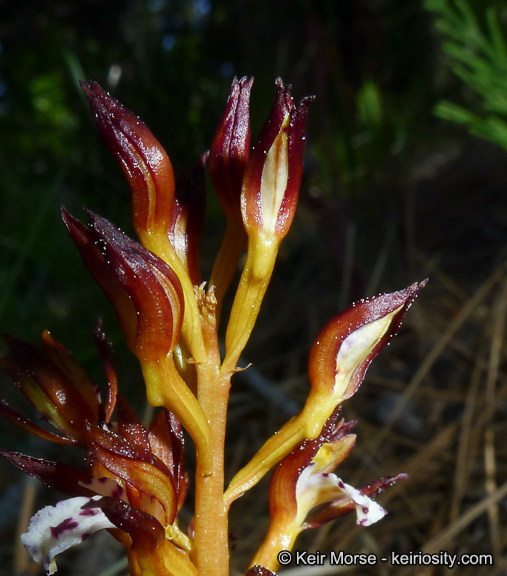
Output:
[{"xmin": 425, "ymin": 0, "xmax": 507, "ymax": 149}]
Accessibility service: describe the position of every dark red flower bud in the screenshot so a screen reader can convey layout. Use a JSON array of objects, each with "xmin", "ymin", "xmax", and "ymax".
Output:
[
  {"xmin": 80, "ymin": 81, "xmax": 175, "ymax": 239},
  {"xmin": 209, "ymin": 76, "xmax": 253, "ymax": 220},
  {"xmin": 62, "ymin": 208, "xmax": 184, "ymax": 362},
  {"xmin": 241, "ymin": 78, "xmax": 314, "ymax": 241}
]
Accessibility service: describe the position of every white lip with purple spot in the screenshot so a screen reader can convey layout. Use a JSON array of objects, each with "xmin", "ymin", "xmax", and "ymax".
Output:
[{"xmin": 21, "ymin": 495, "xmax": 115, "ymax": 575}]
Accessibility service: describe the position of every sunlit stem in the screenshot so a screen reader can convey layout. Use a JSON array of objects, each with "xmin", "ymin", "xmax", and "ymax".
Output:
[
  {"xmin": 209, "ymin": 218, "xmax": 247, "ymax": 325},
  {"xmin": 224, "ymin": 394, "xmax": 336, "ymax": 506},
  {"xmin": 141, "ymin": 355, "xmax": 212, "ymax": 476},
  {"xmin": 222, "ymin": 236, "xmax": 279, "ymax": 374},
  {"xmin": 251, "ymin": 522, "xmax": 300, "ymax": 574},
  {"xmin": 191, "ymin": 289, "xmax": 231, "ymax": 576}
]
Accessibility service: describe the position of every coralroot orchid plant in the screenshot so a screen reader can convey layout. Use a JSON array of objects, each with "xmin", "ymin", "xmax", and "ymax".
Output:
[{"xmin": 0, "ymin": 77, "xmax": 425, "ymax": 576}]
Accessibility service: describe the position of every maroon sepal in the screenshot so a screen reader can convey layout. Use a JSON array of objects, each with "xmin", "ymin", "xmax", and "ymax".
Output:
[
  {"xmin": 83, "ymin": 496, "xmax": 164, "ymax": 546},
  {"xmin": 0, "ymin": 450, "xmax": 97, "ymax": 497},
  {"xmin": 62, "ymin": 208, "xmax": 184, "ymax": 361},
  {"xmin": 88, "ymin": 424, "xmax": 178, "ymax": 524}
]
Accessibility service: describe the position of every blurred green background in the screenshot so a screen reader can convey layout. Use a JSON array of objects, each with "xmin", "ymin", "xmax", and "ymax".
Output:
[{"xmin": 1, "ymin": 1, "xmax": 507, "ymax": 575}]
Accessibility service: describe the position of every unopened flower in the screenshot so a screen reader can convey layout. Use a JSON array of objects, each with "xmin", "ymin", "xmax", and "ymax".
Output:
[
  {"xmin": 223, "ymin": 80, "xmax": 314, "ymax": 364},
  {"xmin": 209, "ymin": 76, "xmax": 253, "ymax": 221},
  {"xmin": 241, "ymin": 78, "xmax": 313, "ymax": 244},
  {"xmin": 62, "ymin": 208, "xmax": 184, "ymax": 363},
  {"xmin": 208, "ymin": 76, "xmax": 252, "ymax": 305},
  {"xmin": 80, "ymin": 81, "xmax": 175, "ymax": 241}
]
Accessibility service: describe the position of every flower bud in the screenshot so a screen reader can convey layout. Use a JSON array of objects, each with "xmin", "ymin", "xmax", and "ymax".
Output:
[
  {"xmin": 209, "ymin": 76, "xmax": 253, "ymax": 220},
  {"xmin": 62, "ymin": 208, "xmax": 184, "ymax": 362},
  {"xmin": 241, "ymin": 78, "xmax": 314, "ymax": 242},
  {"xmin": 80, "ymin": 81, "xmax": 175, "ymax": 239}
]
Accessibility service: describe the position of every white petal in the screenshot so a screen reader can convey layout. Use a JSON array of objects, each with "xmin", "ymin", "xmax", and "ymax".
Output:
[
  {"xmin": 336, "ymin": 479, "xmax": 386, "ymax": 526},
  {"xmin": 296, "ymin": 464, "xmax": 387, "ymax": 527},
  {"xmin": 21, "ymin": 495, "xmax": 116, "ymax": 575}
]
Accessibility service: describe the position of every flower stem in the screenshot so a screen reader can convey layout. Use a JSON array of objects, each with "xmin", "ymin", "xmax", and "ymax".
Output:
[
  {"xmin": 222, "ymin": 237, "xmax": 279, "ymax": 373},
  {"xmin": 191, "ymin": 288, "xmax": 231, "ymax": 576}
]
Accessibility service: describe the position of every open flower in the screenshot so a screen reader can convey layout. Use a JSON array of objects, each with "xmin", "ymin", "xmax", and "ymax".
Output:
[
  {"xmin": 251, "ymin": 408, "xmax": 407, "ymax": 573},
  {"xmin": 1, "ymin": 330, "xmax": 192, "ymax": 575}
]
